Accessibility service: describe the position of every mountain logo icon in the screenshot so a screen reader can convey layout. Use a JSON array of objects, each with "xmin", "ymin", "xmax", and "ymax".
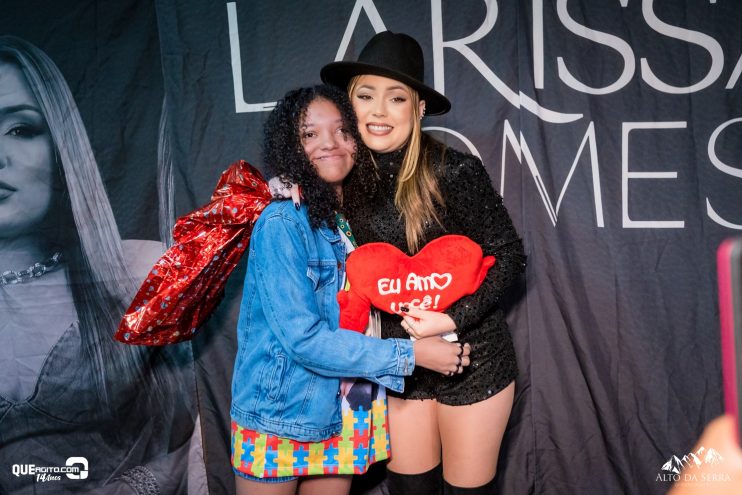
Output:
[{"xmin": 661, "ymin": 447, "xmax": 724, "ymax": 474}]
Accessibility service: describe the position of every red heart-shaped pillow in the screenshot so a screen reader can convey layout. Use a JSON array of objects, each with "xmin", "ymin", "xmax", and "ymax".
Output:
[{"xmin": 337, "ymin": 235, "xmax": 495, "ymax": 332}]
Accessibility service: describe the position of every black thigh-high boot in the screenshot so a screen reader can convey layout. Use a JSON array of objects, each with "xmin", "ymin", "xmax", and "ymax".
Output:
[
  {"xmin": 385, "ymin": 464, "xmax": 443, "ymax": 495},
  {"xmin": 443, "ymin": 476, "xmax": 497, "ymax": 494}
]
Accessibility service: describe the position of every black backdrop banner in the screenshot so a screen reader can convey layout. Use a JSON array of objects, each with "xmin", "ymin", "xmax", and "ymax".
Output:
[
  {"xmin": 0, "ymin": 1, "xmax": 200, "ymax": 494},
  {"xmin": 2, "ymin": 1, "xmax": 741, "ymax": 494}
]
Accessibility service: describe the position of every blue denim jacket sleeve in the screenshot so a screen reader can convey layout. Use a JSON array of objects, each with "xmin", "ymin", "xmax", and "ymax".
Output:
[{"xmin": 251, "ymin": 210, "xmax": 414, "ymax": 392}]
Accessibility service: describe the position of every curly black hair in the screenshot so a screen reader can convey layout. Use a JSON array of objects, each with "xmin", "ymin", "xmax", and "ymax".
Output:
[{"xmin": 263, "ymin": 84, "xmax": 376, "ymax": 228}]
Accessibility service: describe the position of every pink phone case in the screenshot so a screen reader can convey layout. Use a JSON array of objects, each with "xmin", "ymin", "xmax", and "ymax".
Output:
[{"xmin": 718, "ymin": 238, "xmax": 742, "ymax": 444}]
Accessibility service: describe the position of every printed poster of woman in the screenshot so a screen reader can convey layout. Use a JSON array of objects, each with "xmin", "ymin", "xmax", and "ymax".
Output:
[{"xmin": 0, "ymin": 32, "xmax": 202, "ymax": 495}]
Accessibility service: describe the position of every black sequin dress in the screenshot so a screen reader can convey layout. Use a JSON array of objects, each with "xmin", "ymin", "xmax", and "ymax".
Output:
[{"xmin": 345, "ymin": 144, "xmax": 526, "ymax": 406}]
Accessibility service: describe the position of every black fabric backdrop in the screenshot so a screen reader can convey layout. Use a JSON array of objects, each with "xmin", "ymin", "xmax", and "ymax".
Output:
[{"xmin": 3, "ymin": 1, "xmax": 742, "ymax": 494}]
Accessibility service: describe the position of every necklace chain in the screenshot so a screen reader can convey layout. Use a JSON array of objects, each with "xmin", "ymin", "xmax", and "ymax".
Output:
[{"xmin": 1, "ymin": 252, "xmax": 63, "ymax": 285}]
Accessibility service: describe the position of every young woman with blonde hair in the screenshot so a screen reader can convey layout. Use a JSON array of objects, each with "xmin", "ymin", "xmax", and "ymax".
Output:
[{"xmin": 321, "ymin": 31, "xmax": 526, "ymax": 494}]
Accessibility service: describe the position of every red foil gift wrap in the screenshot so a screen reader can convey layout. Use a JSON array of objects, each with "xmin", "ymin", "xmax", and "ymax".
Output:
[{"xmin": 115, "ymin": 160, "xmax": 271, "ymax": 345}]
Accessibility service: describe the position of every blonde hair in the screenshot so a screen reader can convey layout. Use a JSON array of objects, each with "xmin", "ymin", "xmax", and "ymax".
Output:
[
  {"xmin": 0, "ymin": 36, "xmax": 176, "ymax": 402},
  {"xmin": 348, "ymin": 76, "xmax": 444, "ymax": 252}
]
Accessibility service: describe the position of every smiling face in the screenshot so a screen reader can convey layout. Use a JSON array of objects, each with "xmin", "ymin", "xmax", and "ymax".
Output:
[
  {"xmin": 300, "ymin": 97, "xmax": 356, "ymax": 194},
  {"xmin": 0, "ymin": 60, "xmax": 56, "ymax": 240},
  {"xmin": 350, "ymin": 74, "xmax": 425, "ymax": 154}
]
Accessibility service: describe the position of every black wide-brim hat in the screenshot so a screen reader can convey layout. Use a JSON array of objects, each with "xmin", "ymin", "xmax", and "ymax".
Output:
[{"xmin": 320, "ymin": 31, "xmax": 451, "ymax": 116}]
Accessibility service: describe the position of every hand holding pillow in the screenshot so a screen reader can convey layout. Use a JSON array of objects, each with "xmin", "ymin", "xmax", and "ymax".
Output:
[{"xmin": 337, "ymin": 235, "xmax": 495, "ymax": 333}]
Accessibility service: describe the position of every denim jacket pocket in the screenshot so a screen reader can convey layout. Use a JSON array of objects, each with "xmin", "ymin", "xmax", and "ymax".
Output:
[
  {"xmin": 266, "ymin": 353, "xmax": 287, "ymax": 402},
  {"xmin": 306, "ymin": 261, "xmax": 337, "ymax": 290},
  {"xmin": 296, "ymin": 373, "xmax": 342, "ymax": 431}
]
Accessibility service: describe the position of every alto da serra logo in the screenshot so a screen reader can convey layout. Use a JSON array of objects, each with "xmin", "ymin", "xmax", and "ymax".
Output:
[{"xmin": 656, "ymin": 446, "xmax": 728, "ymax": 483}]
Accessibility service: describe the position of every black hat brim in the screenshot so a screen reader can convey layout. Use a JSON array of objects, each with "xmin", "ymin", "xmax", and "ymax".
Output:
[{"xmin": 321, "ymin": 61, "xmax": 451, "ymax": 116}]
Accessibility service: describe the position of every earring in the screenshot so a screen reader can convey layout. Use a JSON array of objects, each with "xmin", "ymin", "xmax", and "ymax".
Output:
[{"xmin": 420, "ymin": 107, "xmax": 426, "ymax": 120}]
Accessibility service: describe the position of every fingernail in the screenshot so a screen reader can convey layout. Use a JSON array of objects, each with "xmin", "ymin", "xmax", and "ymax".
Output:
[
  {"xmin": 400, "ymin": 306, "xmax": 409, "ymax": 312},
  {"xmin": 294, "ymin": 202, "xmax": 300, "ymax": 210}
]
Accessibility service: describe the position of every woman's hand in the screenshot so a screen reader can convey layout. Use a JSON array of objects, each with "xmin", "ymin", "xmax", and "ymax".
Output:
[
  {"xmin": 399, "ymin": 306, "xmax": 457, "ymax": 339},
  {"xmin": 268, "ymin": 176, "xmax": 302, "ymax": 208},
  {"xmin": 412, "ymin": 338, "xmax": 471, "ymax": 376}
]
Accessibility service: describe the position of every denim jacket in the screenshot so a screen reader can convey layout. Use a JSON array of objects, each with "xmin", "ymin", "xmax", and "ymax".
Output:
[{"xmin": 231, "ymin": 201, "xmax": 415, "ymax": 442}]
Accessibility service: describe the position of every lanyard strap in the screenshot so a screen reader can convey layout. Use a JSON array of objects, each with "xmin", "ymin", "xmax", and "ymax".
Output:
[
  {"xmin": 335, "ymin": 213, "xmax": 357, "ymax": 291},
  {"xmin": 335, "ymin": 213, "xmax": 358, "ymax": 249},
  {"xmin": 336, "ymin": 212, "xmax": 381, "ymax": 338}
]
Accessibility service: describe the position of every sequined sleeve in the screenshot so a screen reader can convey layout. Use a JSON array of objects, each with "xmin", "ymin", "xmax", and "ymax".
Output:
[{"xmin": 440, "ymin": 152, "xmax": 526, "ymax": 337}]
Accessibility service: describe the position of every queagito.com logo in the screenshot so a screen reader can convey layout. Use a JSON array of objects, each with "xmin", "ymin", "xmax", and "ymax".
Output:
[{"xmin": 11, "ymin": 457, "xmax": 88, "ymax": 483}]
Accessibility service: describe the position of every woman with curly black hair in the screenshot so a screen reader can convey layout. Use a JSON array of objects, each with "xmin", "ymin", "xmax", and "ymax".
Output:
[
  {"xmin": 230, "ymin": 85, "xmax": 471, "ymax": 495},
  {"xmin": 262, "ymin": 84, "xmax": 375, "ymax": 229}
]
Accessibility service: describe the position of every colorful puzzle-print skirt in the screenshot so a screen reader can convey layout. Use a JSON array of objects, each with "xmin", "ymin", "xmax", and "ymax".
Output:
[{"xmin": 231, "ymin": 380, "xmax": 389, "ymax": 478}]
